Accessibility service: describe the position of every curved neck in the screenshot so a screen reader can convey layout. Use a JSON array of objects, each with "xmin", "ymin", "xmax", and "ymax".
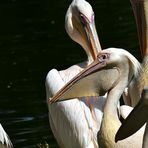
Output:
[
  {"xmin": 98, "ymin": 63, "xmax": 130, "ymax": 147},
  {"xmin": 82, "ymin": 45, "xmax": 94, "ymax": 65},
  {"xmin": 87, "ymin": 52, "xmax": 94, "ymax": 64}
]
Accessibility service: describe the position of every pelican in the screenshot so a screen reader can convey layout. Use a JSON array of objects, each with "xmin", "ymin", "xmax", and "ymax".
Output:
[
  {"xmin": 49, "ymin": 48, "xmax": 145, "ymax": 148},
  {"xmin": 114, "ymin": 0, "xmax": 148, "ymax": 146},
  {"xmin": 123, "ymin": 0, "xmax": 148, "ymax": 107},
  {"xmin": 46, "ymin": 0, "xmax": 106, "ymax": 147},
  {"xmin": 0, "ymin": 124, "xmax": 12, "ymax": 148}
]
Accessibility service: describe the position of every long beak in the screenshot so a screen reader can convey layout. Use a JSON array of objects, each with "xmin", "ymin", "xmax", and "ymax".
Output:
[
  {"xmin": 115, "ymin": 88, "xmax": 148, "ymax": 142},
  {"xmin": 130, "ymin": 0, "xmax": 148, "ymax": 57},
  {"xmin": 75, "ymin": 15, "xmax": 102, "ymax": 60},
  {"xmin": 48, "ymin": 59, "xmax": 107, "ymax": 104},
  {"xmin": 85, "ymin": 21, "xmax": 102, "ymax": 59}
]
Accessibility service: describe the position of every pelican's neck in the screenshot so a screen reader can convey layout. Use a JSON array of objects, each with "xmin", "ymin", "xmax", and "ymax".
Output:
[
  {"xmin": 98, "ymin": 63, "xmax": 130, "ymax": 148},
  {"xmin": 87, "ymin": 53, "xmax": 94, "ymax": 65},
  {"xmin": 98, "ymin": 85, "xmax": 127, "ymax": 147},
  {"xmin": 84, "ymin": 47, "xmax": 94, "ymax": 65}
]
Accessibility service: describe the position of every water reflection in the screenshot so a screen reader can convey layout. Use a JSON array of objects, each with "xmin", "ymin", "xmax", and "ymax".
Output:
[{"xmin": 0, "ymin": 0, "xmax": 141, "ymax": 147}]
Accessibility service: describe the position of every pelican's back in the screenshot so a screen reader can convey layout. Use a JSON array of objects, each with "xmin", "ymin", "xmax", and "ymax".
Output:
[{"xmin": 46, "ymin": 64, "xmax": 106, "ymax": 148}]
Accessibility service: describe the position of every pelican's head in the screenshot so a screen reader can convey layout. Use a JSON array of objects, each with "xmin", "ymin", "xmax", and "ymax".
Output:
[
  {"xmin": 97, "ymin": 48, "xmax": 141, "ymax": 78},
  {"xmin": 65, "ymin": 0, "xmax": 101, "ymax": 63},
  {"xmin": 49, "ymin": 48, "xmax": 141, "ymax": 103}
]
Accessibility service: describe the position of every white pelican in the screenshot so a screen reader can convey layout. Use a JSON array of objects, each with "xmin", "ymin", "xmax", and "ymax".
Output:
[
  {"xmin": 49, "ymin": 48, "xmax": 145, "ymax": 148},
  {"xmin": 0, "ymin": 124, "xmax": 12, "ymax": 148},
  {"xmin": 113, "ymin": 0, "xmax": 148, "ymax": 147},
  {"xmin": 123, "ymin": 0, "xmax": 148, "ymax": 107},
  {"xmin": 46, "ymin": 0, "xmax": 107, "ymax": 147}
]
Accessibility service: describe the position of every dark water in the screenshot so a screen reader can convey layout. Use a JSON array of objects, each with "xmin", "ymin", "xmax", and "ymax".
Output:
[{"xmin": 0, "ymin": 0, "xmax": 141, "ymax": 147}]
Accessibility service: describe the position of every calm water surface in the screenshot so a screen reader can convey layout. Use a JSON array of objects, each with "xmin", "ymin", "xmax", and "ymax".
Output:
[{"xmin": 0, "ymin": 0, "xmax": 141, "ymax": 147}]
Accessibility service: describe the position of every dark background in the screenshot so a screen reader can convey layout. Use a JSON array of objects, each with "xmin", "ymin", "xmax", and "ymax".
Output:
[{"xmin": 0, "ymin": 0, "xmax": 141, "ymax": 147}]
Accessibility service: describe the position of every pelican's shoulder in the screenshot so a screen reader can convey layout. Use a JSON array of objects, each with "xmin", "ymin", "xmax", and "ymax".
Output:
[
  {"xmin": 59, "ymin": 64, "xmax": 83, "ymax": 83},
  {"xmin": 46, "ymin": 69, "xmax": 62, "ymax": 86},
  {"xmin": 46, "ymin": 69, "xmax": 65, "ymax": 96},
  {"xmin": 45, "ymin": 64, "xmax": 83, "ymax": 96}
]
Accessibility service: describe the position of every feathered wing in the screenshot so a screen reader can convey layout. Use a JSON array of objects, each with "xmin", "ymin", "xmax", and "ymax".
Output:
[
  {"xmin": 46, "ymin": 68, "xmax": 104, "ymax": 148},
  {"xmin": 46, "ymin": 69, "xmax": 66, "ymax": 147}
]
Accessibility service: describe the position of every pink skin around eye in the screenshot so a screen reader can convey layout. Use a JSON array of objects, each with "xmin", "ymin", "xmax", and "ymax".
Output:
[
  {"xmin": 80, "ymin": 14, "xmax": 87, "ymax": 25},
  {"xmin": 80, "ymin": 13, "xmax": 94, "ymax": 25}
]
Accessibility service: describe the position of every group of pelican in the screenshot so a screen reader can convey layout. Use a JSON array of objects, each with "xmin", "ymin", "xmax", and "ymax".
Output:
[{"xmin": 46, "ymin": 0, "xmax": 148, "ymax": 148}]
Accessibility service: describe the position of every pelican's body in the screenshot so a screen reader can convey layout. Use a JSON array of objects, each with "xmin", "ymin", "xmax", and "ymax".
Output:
[
  {"xmin": 116, "ymin": 88, "xmax": 148, "ymax": 147},
  {"xmin": 128, "ymin": 58, "xmax": 148, "ymax": 106},
  {"xmin": 0, "ymin": 124, "xmax": 12, "ymax": 148},
  {"xmin": 46, "ymin": 0, "xmax": 105, "ymax": 147},
  {"xmin": 96, "ymin": 49, "xmax": 144, "ymax": 148},
  {"xmin": 49, "ymin": 48, "xmax": 145, "ymax": 148},
  {"xmin": 46, "ymin": 68, "xmax": 105, "ymax": 147},
  {"xmin": 114, "ymin": 0, "xmax": 148, "ymax": 147},
  {"xmin": 124, "ymin": 0, "xmax": 148, "ymax": 107}
]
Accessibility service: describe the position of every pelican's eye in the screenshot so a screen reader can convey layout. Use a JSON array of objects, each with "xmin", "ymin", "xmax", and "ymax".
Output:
[
  {"xmin": 80, "ymin": 13, "xmax": 87, "ymax": 26},
  {"xmin": 98, "ymin": 53, "xmax": 109, "ymax": 62}
]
